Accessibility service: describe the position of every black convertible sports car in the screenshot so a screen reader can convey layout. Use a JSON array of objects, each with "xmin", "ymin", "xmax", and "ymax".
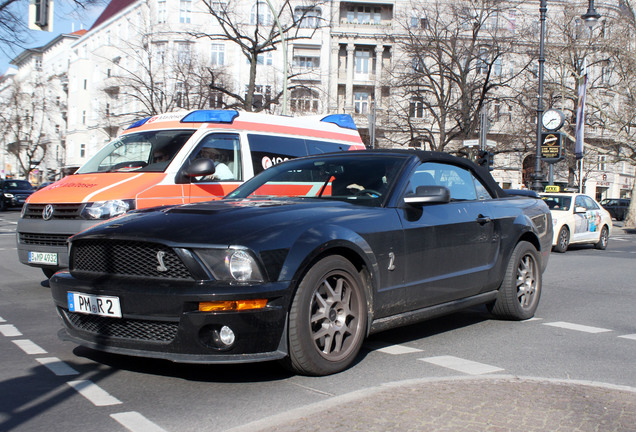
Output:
[{"xmin": 50, "ymin": 150, "xmax": 552, "ymax": 376}]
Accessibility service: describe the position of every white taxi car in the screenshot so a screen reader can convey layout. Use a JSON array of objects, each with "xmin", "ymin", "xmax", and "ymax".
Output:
[{"xmin": 540, "ymin": 192, "xmax": 613, "ymax": 252}]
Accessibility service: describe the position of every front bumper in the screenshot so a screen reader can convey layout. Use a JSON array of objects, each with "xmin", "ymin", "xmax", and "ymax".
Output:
[{"xmin": 50, "ymin": 271, "xmax": 292, "ymax": 363}]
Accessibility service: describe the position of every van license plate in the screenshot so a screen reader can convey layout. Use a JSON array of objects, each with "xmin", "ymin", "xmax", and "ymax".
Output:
[
  {"xmin": 68, "ymin": 292, "xmax": 122, "ymax": 318},
  {"xmin": 28, "ymin": 251, "xmax": 58, "ymax": 265}
]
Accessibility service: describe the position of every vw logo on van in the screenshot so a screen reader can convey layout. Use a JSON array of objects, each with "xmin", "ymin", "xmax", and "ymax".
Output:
[{"xmin": 42, "ymin": 205, "xmax": 54, "ymax": 221}]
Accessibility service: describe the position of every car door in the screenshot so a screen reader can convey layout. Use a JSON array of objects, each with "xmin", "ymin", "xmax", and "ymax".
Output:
[
  {"xmin": 572, "ymin": 195, "xmax": 597, "ymax": 242},
  {"xmin": 388, "ymin": 162, "xmax": 498, "ymax": 313}
]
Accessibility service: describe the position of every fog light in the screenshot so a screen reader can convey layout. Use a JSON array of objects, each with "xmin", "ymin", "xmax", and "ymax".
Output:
[{"xmin": 219, "ymin": 326, "xmax": 235, "ymax": 346}]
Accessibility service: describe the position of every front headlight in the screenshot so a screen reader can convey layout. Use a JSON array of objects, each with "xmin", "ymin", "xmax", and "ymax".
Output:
[
  {"xmin": 81, "ymin": 199, "xmax": 135, "ymax": 220},
  {"xmin": 4, "ymin": 193, "xmax": 14, "ymax": 198},
  {"xmin": 195, "ymin": 248, "xmax": 265, "ymax": 282}
]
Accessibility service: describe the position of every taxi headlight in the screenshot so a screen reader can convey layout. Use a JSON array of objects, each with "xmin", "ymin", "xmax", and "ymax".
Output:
[
  {"xmin": 4, "ymin": 193, "xmax": 14, "ymax": 198},
  {"xmin": 81, "ymin": 199, "xmax": 136, "ymax": 219},
  {"xmin": 195, "ymin": 248, "xmax": 265, "ymax": 282}
]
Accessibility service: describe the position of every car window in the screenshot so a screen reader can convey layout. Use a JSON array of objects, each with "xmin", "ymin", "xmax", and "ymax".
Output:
[
  {"xmin": 5, "ymin": 180, "xmax": 33, "ymax": 190},
  {"xmin": 190, "ymin": 133, "xmax": 241, "ymax": 181},
  {"xmin": 406, "ymin": 162, "xmax": 488, "ymax": 201},
  {"xmin": 542, "ymin": 195, "xmax": 571, "ymax": 210},
  {"xmin": 248, "ymin": 134, "xmax": 309, "ymax": 176},
  {"xmin": 583, "ymin": 196, "xmax": 599, "ymax": 210}
]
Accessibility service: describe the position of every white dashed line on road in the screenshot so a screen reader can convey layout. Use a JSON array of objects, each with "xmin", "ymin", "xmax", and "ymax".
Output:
[
  {"xmin": 0, "ymin": 315, "xmax": 5, "ymax": 322},
  {"xmin": 111, "ymin": 411, "xmax": 169, "ymax": 432},
  {"xmin": 0, "ymin": 324, "xmax": 23, "ymax": 337},
  {"xmin": 420, "ymin": 355, "xmax": 504, "ymax": 375},
  {"xmin": 12, "ymin": 339, "xmax": 47, "ymax": 354},
  {"xmin": 618, "ymin": 334, "xmax": 636, "ymax": 341},
  {"xmin": 36, "ymin": 357, "xmax": 79, "ymax": 376},
  {"xmin": 67, "ymin": 380, "xmax": 122, "ymax": 406},
  {"xmin": 543, "ymin": 321, "xmax": 613, "ymax": 334},
  {"xmin": 368, "ymin": 342, "xmax": 424, "ymax": 355}
]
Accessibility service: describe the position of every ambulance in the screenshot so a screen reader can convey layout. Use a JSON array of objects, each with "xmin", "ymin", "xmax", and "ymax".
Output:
[{"xmin": 17, "ymin": 109, "xmax": 365, "ymax": 278}]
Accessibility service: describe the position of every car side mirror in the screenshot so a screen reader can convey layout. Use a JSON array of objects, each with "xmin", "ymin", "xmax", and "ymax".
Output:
[
  {"xmin": 575, "ymin": 206, "xmax": 587, "ymax": 214},
  {"xmin": 184, "ymin": 158, "xmax": 216, "ymax": 178},
  {"xmin": 404, "ymin": 185, "xmax": 451, "ymax": 207}
]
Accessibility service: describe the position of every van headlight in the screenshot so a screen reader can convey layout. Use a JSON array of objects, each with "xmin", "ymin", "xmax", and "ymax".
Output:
[
  {"xmin": 195, "ymin": 248, "xmax": 265, "ymax": 282},
  {"xmin": 81, "ymin": 199, "xmax": 135, "ymax": 219}
]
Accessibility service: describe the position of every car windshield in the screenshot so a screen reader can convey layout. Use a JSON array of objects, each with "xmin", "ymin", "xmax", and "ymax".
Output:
[
  {"xmin": 542, "ymin": 195, "xmax": 571, "ymax": 211},
  {"xmin": 227, "ymin": 154, "xmax": 409, "ymax": 206},
  {"xmin": 76, "ymin": 130, "xmax": 195, "ymax": 174},
  {"xmin": 5, "ymin": 180, "xmax": 33, "ymax": 190}
]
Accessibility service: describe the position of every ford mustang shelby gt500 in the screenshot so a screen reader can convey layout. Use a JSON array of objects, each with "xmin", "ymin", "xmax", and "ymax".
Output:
[{"xmin": 50, "ymin": 150, "xmax": 552, "ymax": 376}]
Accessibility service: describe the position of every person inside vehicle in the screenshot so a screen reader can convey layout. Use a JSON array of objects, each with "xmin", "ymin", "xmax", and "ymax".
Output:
[{"xmin": 197, "ymin": 147, "xmax": 234, "ymax": 180}]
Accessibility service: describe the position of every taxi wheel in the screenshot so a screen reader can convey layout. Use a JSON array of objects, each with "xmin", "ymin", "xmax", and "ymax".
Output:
[
  {"xmin": 554, "ymin": 226, "xmax": 569, "ymax": 253},
  {"xmin": 595, "ymin": 226, "xmax": 609, "ymax": 250},
  {"xmin": 287, "ymin": 255, "xmax": 367, "ymax": 376},
  {"xmin": 490, "ymin": 241, "xmax": 542, "ymax": 321}
]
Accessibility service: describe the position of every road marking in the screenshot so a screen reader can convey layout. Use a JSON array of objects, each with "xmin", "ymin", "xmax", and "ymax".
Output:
[
  {"xmin": 618, "ymin": 334, "xmax": 636, "ymax": 341},
  {"xmin": 67, "ymin": 380, "xmax": 122, "ymax": 406},
  {"xmin": 543, "ymin": 321, "xmax": 612, "ymax": 334},
  {"xmin": 12, "ymin": 339, "xmax": 47, "ymax": 354},
  {"xmin": 36, "ymin": 357, "xmax": 79, "ymax": 376},
  {"xmin": 0, "ymin": 324, "xmax": 22, "ymax": 337},
  {"xmin": 420, "ymin": 355, "xmax": 504, "ymax": 375},
  {"xmin": 111, "ymin": 412, "xmax": 168, "ymax": 432},
  {"xmin": 0, "ymin": 316, "xmax": 5, "ymax": 322},
  {"xmin": 368, "ymin": 342, "xmax": 423, "ymax": 355}
]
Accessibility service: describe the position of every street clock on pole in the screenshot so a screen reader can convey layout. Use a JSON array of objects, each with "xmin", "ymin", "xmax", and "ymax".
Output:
[{"xmin": 542, "ymin": 108, "xmax": 565, "ymax": 131}]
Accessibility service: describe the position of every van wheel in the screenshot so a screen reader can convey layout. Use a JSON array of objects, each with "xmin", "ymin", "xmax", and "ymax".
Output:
[
  {"xmin": 595, "ymin": 226, "xmax": 609, "ymax": 250},
  {"xmin": 554, "ymin": 226, "xmax": 569, "ymax": 253},
  {"xmin": 490, "ymin": 241, "xmax": 542, "ymax": 321},
  {"xmin": 286, "ymin": 255, "xmax": 367, "ymax": 376}
]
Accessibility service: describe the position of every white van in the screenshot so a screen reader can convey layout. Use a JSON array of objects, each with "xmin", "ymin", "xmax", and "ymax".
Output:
[{"xmin": 18, "ymin": 109, "xmax": 365, "ymax": 277}]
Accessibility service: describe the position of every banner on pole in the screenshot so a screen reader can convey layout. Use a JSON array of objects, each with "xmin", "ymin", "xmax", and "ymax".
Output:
[{"xmin": 575, "ymin": 61, "xmax": 587, "ymax": 160}]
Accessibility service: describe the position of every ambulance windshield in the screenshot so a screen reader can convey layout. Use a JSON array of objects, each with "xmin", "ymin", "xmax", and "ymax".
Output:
[{"xmin": 76, "ymin": 130, "xmax": 195, "ymax": 174}]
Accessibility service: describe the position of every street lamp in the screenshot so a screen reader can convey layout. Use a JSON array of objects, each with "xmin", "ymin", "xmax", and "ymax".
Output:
[{"xmin": 532, "ymin": 0, "xmax": 601, "ymax": 191}]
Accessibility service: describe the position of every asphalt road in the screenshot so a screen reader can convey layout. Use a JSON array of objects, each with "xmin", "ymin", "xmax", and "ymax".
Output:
[{"xmin": 1, "ymin": 208, "xmax": 635, "ymax": 432}]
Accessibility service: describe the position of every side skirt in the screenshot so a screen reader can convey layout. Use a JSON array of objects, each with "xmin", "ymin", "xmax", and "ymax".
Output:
[{"xmin": 369, "ymin": 291, "xmax": 499, "ymax": 335}]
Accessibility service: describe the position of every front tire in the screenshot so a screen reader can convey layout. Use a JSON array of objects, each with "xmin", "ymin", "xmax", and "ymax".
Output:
[
  {"xmin": 491, "ymin": 241, "xmax": 542, "ymax": 321},
  {"xmin": 595, "ymin": 226, "xmax": 609, "ymax": 250},
  {"xmin": 554, "ymin": 226, "xmax": 570, "ymax": 253},
  {"xmin": 287, "ymin": 255, "xmax": 368, "ymax": 376}
]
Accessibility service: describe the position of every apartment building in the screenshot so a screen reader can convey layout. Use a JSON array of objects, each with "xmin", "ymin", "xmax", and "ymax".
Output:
[{"xmin": 2, "ymin": 0, "xmax": 633, "ymax": 199}]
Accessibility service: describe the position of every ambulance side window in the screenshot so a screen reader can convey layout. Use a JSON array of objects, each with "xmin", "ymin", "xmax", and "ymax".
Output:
[
  {"xmin": 306, "ymin": 140, "xmax": 350, "ymax": 155},
  {"xmin": 248, "ymin": 134, "xmax": 309, "ymax": 176},
  {"xmin": 191, "ymin": 133, "xmax": 241, "ymax": 182}
]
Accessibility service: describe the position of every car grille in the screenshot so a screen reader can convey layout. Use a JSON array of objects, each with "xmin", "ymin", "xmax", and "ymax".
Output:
[
  {"xmin": 23, "ymin": 203, "xmax": 85, "ymax": 220},
  {"xmin": 19, "ymin": 232, "xmax": 71, "ymax": 247},
  {"xmin": 61, "ymin": 309, "xmax": 178, "ymax": 343},
  {"xmin": 71, "ymin": 239, "xmax": 194, "ymax": 280}
]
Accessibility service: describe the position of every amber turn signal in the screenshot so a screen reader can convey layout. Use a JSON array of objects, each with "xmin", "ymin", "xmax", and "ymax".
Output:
[{"xmin": 199, "ymin": 299, "xmax": 267, "ymax": 312}]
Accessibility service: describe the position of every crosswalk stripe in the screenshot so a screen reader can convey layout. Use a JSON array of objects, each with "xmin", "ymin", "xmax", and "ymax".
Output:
[
  {"xmin": 36, "ymin": 357, "xmax": 79, "ymax": 376},
  {"xmin": 67, "ymin": 380, "xmax": 122, "ymax": 406},
  {"xmin": 12, "ymin": 339, "xmax": 47, "ymax": 355},
  {"xmin": 0, "ymin": 324, "xmax": 22, "ymax": 337},
  {"xmin": 543, "ymin": 321, "xmax": 612, "ymax": 334},
  {"xmin": 420, "ymin": 355, "xmax": 504, "ymax": 375},
  {"xmin": 618, "ymin": 334, "xmax": 636, "ymax": 341},
  {"xmin": 111, "ymin": 412, "xmax": 168, "ymax": 432}
]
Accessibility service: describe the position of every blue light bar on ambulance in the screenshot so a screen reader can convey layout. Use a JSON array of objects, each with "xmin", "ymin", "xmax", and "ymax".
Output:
[
  {"xmin": 320, "ymin": 114, "xmax": 357, "ymax": 130},
  {"xmin": 181, "ymin": 110, "xmax": 239, "ymax": 124},
  {"xmin": 126, "ymin": 117, "xmax": 151, "ymax": 130}
]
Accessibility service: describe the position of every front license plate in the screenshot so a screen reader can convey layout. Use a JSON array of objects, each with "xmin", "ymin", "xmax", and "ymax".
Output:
[
  {"xmin": 28, "ymin": 251, "xmax": 58, "ymax": 265},
  {"xmin": 68, "ymin": 292, "xmax": 122, "ymax": 318}
]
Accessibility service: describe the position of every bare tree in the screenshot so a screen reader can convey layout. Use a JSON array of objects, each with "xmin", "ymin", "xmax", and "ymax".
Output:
[
  {"xmin": 385, "ymin": 0, "xmax": 533, "ymax": 155},
  {"xmin": 0, "ymin": 80, "xmax": 54, "ymax": 179},
  {"xmin": 193, "ymin": 0, "xmax": 326, "ymax": 112}
]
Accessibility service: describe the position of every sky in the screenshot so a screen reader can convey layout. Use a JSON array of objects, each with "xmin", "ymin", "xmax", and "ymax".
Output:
[{"xmin": 0, "ymin": 0, "xmax": 106, "ymax": 75}]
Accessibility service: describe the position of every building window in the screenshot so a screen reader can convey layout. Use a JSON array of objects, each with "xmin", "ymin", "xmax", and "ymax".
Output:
[
  {"xmin": 176, "ymin": 42, "xmax": 192, "ymax": 63},
  {"xmin": 476, "ymin": 48, "xmax": 489, "ymax": 75},
  {"xmin": 251, "ymin": 2, "xmax": 272, "ymax": 25},
  {"xmin": 294, "ymin": 7, "xmax": 321, "ymax": 28},
  {"xmin": 409, "ymin": 96, "xmax": 424, "ymax": 118},
  {"xmin": 598, "ymin": 155, "xmax": 607, "ymax": 171},
  {"xmin": 210, "ymin": 0, "xmax": 228, "ymax": 15},
  {"xmin": 106, "ymin": 103, "xmax": 110, "ymax": 116},
  {"xmin": 176, "ymin": 83, "xmax": 185, "ymax": 108},
  {"xmin": 154, "ymin": 42, "xmax": 167, "ymax": 64},
  {"xmin": 290, "ymin": 88, "xmax": 320, "ymax": 113},
  {"xmin": 346, "ymin": 5, "xmax": 381, "ymax": 25},
  {"xmin": 246, "ymin": 85, "xmax": 271, "ymax": 109},
  {"xmin": 354, "ymin": 91, "xmax": 370, "ymax": 114},
  {"xmin": 410, "ymin": 14, "xmax": 428, "ymax": 29},
  {"xmin": 35, "ymin": 58, "xmax": 42, "ymax": 70},
  {"xmin": 180, "ymin": 0, "xmax": 192, "ymax": 23},
  {"xmin": 293, "ymin": 47, "xmax": 320, "ymax": 68},
  {"xmin": 80, "ymin": 144, "xmax": 86, "ymax": 158},
  {"xmin": 157, "ymin": 0, "xmax": 167, "ymax": 23},
  {"xmin": 210, "ymin": 44, "xmax": 225, "ymax": 66},
  {"xmin": 253, "ymin": 51, "xmax": 273, "ymax": 65},
  {"xmin": 355, "ymin": 48, "xmax": 371, "ymax": 77},
  {"xmin": 82, "ymin": 111, "xmax": 86, "ymax": 124},
  {"xmin": 601, "ymin": 65, "xmax": 612, "ymax": 84},
  {"xmin": 209, "ymin": 91, "xmax": 224, "ymax": 108}
]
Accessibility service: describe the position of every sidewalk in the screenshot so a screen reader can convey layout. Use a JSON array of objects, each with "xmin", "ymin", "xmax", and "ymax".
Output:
[{"xmin": 229, "ymin": 375, "xmax": 636, "ymax": 432}]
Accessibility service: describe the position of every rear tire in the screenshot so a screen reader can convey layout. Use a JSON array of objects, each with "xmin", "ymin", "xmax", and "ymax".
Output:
[
  {"xmin": 491, "ymin": 241, "xmax": 542, "ymax": 321},
  {"xmin": 554, "ymin": 226, "xmax": 569, "ymax": 253},
  {"xmin": 287, "ymin": 255, "xmax": 367, "ymax": 376},
  {"xmin": 595, "ymin": 226, "xmax": 609, "ymax": 250}
]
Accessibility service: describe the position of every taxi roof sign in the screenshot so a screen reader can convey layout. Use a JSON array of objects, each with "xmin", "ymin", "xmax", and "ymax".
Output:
[{"xmin": 544, "ymin": 185, "xmax": 560, "ymax": 192}]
